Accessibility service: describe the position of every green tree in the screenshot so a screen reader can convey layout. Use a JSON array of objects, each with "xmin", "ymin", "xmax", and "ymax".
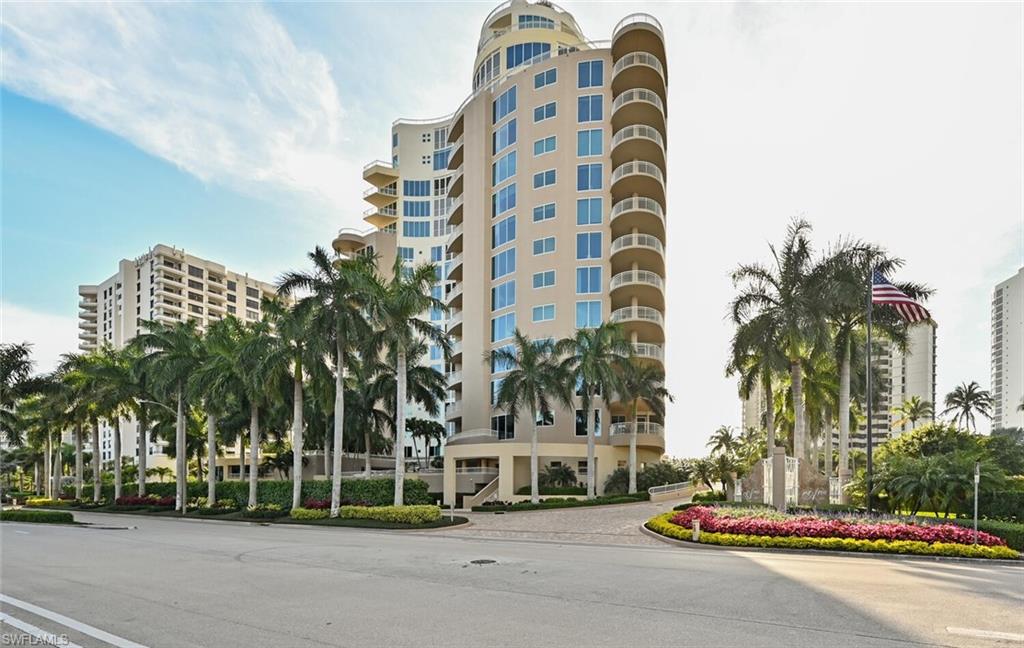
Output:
[
  {"xmin": 278, "ymin": 247, "xmax": 376, "ymax": 517},
  {"xmin": 406, "ymin": 417, "xmax": 445, "ymax": 471},
  {"xmin": 490, "ymin": 331, "xmax": 572, "ymax": 504},
  {"xmin": 891, "ymin": 396, "xmax": 934, "ymax": 431},
  {"xmin": 727, "ymin": 313, "xmax": 785, "ymax": 454},
  {"xmin": 342, "ymin": 355, "xmax": 393, "ymax": 472},
  {"xmin": 540, "ymin": 464, "xmax": 577, "ymax": 488},
  {"xmin": 557, "ymin": 322, "xmax": 631, "ymax": 499},
  {"xmin": 616, "ymin": 359, "xmax": 671, "ymax": 493},
  {"xmin": 942, "ymin": 381, "xmax": 993, "ymax": 432},
  {"xmin": 986, "ymin": 428, "xmax": 1024, "ymax": 476},
  {"xmin": 1, "ymin": 342, "xmax": 42, "ymax": 446},
  {"xmin": 91, "ymin": 345, "xmax": 139, "ymax": 500},
  {"xmin": 690, "ymin": 457, "xmax": 716, "ymax": 492},
  {"xmin": 706, "ymin": 426, "xmax": 737, "ymax": 457},
  {"xmin": 147, "ymin": 466, "xmax": 173, "ymax": 482}
]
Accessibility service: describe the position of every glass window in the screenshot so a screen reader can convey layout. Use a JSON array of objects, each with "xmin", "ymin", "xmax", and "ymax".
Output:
[
  {"xmin": 432, "ymin": 148, "xmax": 451, "ymax": 171},
  {"xmin": 430, "ymin": 345, "xmax": 442, "ymax": 361},
  {"xmin": 577, "ymin": 60, "xmax": 604, "ymax": 88},
  {"xmin": 506, "ymin": 42, "xmax": 551, "ymax": 69},
  {"xmin": 492, "ymin": 150, "xmax": 517, "ymax": 186},
  {"xmin": 492, "ymin": 86, "xmax": 517, "ymax": 124},
  {"xmin": 491, "ymin": 312, "xmax": 516, "ymax": 342},
  {"xmin": 491, "ymin": 414, "xmax": 516, "ymax": 440},
  {"xmin": 491, "ymin": 183, "xmax": 517, "ymax": 217},
  {"xmin": 430, "ymin": 246, "xmax": 443, "ymax": 262},
  {"xmin": 491, "ymin": 280, "xmax": 516, "ymax": 311},
  {"xmin": 576, "ymin": 198, "xmax": 603, "ymax": 225},
  {"xmin": 536, "ymin": 410, "xmax": 555, "ymax": 426},
  {"xmin": 576, "ymin": 129, "xmax": 602, "ymax": 156},
  {"xmin": 532, "ymin": 135, "xmax": 556, "ymax": 156},
  {"xmin": 534, "ymin": 67, "xmax": 557, "ymax": 89},
  {"xmin": 492, "ymin": 215, "xmax": 516, "ymax": 248},
  {"xmin": 398, "ymin": 247, "xmax": 414, "ymax": 262},
  {"xmin": 577, "ymin": 95, "xmax": 603, "ymax": 123},
  {"xmin": 430, "ymin": 286, "xmax": 443, "ymax": 321},
  {"xmin": 533, "ymin": 101, "xmax": 556, "ymax": 122},
  {"xmin": 576, "ymin": 267, "xmax": 601, "ymax": 294},
  {"xmin": 403, "ymin": 180, "xmax": 430, "ymax": 196},
  {"xmin": 403, "ymin": 200, "xmax": 431, "ymax": 217},
  {"xmin": 576, "ymin": 163, "xmax": 602, "ymax": 191},
  {"xmin": 533, "ymin": 270, "xmax": 555, "ymax": 289},
  {"xmin": 532, "ymin": 203, "xmax": 555, "ymax": 222},
  {"xmin": 575, "ymin": 301, "xmax": 602, "ymax": 328},
  {"xmin": 576, "ymin": 232, "xmax": 602, "ymax": 259},
  {"xmin": 532, "ymin": 236, "xmax": 555, "ymax": 255},
  {"xmin": 402, "ymin": 221, "xmax": 430, "ymax": 237},
  {"xmin": 532, "ymin": 304, "xmax": 555, "ymax": 322},
  {"xmin": 575, "ymin": 409, "xmax": 602, "ymax": 436},
  {"xmin": 392, "ymin": 132, "xmax": 398, "ymax": 148},
  {"xmin": 519, "ymin": 15, "xmax": 555, "ymax": 29},
  {"xmin": 533, "ymin": 169, "xmax": 556, "ymax": 189},
  {"xmin": 491, "ymin": 343, "xmax": 515, "ymax": 373},
  {"xmin": 491, "ymin": 248, "xmax": 516, "ymax": 279},
  {"xmin": 493, "ymin": 119, "xmax": 517, "ymax": 154}
]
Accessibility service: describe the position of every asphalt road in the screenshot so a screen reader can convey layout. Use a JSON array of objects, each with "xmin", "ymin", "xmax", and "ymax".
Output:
[{"xmin": 1, "ymin": 512, "xmax": 1022, "ymax": 648}]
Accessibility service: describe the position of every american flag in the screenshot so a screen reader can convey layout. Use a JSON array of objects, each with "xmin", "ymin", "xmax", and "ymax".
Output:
[{"xmin": 872, "ymin": 270, "xmax": 930, "ymax": 323}]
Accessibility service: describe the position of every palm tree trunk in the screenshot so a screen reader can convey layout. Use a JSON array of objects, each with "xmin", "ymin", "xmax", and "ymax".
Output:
[
  {"xmin": 292, "ymin": 371, "xmax": 304, "ymax": 510},
  {"xmin": 75, "ymin": 423, "xmax": 84, "ymax": 500},
  {"xmin": 44, "ymin": 432, "xmax": 52, "ymax": 499},
  {"xmin": 238, "ymin": 434, "xmax": 245, "ymax": 483},
  {"xmin": 33, "ymin": 461, "xmax": 40, "ymax": 496},
  {"xmin": 628, "ymin": 399, "xmax": 638, "ymax": 495},
  {"xmin": 825, "ymin": 409, "xmax": 834, "ymax": 477},
  {"xmin": 175, "ymin": 388, "xmax": 186, "ymax": 513},
  {"xmin": 113, "ymin": 416, "xmax": 122, "ymax": 501},
  {"xmin": 764, "ymin": 373, "xmax": 775, "ymax": 455},
  {"xmin": 790, "ymin": 360, "xmax": 805, "ymax": 461},
  {"xmin": 393, "ymin": 350, "xmax": 407, "ymax": 507},
  {"xmin": 138, "ymin": 406, "xmax": 148, "ymax": 497},
  {"xmin": 530, "ymin": 412, "xmax": 539, "ymax": 505},
  {"xmin": 206, "ymin": 409, "xmax": 217, "ymax": 504},
  {"xmin": 838, "ymin": 340, "xmax": 851, "ymax": 478},
  {"xmin": 52, "ymin": 438, "xmax": 61, "ymax": 499},
  {"xmin": 586, "ymin": 396, "xmax": 596, "ymax": 500},
  {"xmin": 323, "ymin": 420, "xmax": 331, "ymax": 481},
  {"xmin": 248, "ymin": 403, "xmax": 259, "ymax": 507},
  {"xmin": 330, "ymin": 338, "xmax": 345, "ymax": 517},
  {"xmin": 92, "ymin": 416, "xmax": 101, "ymax": 503},
  {"xmin": 411, "ymin": 435, "xmax": 422, "ymax": 473},
  {"xmin": 364, "ymin": 430, "xmax": 372, "ymax": 475}
]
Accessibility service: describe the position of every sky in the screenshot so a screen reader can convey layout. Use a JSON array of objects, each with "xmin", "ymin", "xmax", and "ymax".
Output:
[{"xmin": 2, "ymin": 1, "xmax": 1022, "ymax": 458}]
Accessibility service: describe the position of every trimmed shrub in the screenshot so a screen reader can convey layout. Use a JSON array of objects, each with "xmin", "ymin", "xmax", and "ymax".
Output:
[
  {"xmin": 242, "ymin": 503, "xmax": 286, "ymax": 519},
  {"xmin": 194, "ymin": 507, "xmax": 235, "ymax": 516},
  {"xmin": 24, "ymin": 498, "xmax": 69, "ymax": 508},
  {"xmin": 949, "ymin": 518, "xmax": 1024, "ymax": 552},
  {"xmin": 978, "ymin": 490, "xmax": 1024, "ymax": 522},
  {"xmin": 2, "ymin": 509, "xmax": 74, "ymax": 524},
  {"xmin": 339, "ymin": 505, "xmax": 441, "ymax": 524},
  {"xmin": 673, "ymin": 501, "xmax": 773, "ymax": 512},
  {"xmin": 472, "ymin": 492, "xmax": 648, "ymax": 512},
  {"xmin": 290, "ymin": 507, "xmax": 330, "ymax": 520},
  {"xmin": 646, "ymin": 513, "xmax": 1020, "ymax": 559},
  {"xmin": 691, "ymin": 490, "xmax": 727, "ymax": 503},
  {"xmin": 515, "ymin": 486, "xmax": 587, "ymax": 496},
  {"xmin": 116, "ymin": 495, "xmax": 174, "ymax": 508}
]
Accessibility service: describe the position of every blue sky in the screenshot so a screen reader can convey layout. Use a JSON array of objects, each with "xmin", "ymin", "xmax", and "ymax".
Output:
[{"xmin": 2, "ymin": 2, "xmax": 1022, "ymax": 455}]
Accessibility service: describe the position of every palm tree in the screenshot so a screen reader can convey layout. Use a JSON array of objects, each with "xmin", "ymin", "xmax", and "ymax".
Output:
[
  {"xmin": 60, "ymin": 351, "xmax": 107, "ymax": 502},
  {"xmin": 91, "ymin": 345, "xmax": 139, "ymax": 501},
  {"xmin": 490, "ymin": 331, "xmax": 572, "ymax": 503},
  {"xmin": 342, "ymin": 355, "xmax": 393, "ymax": 473},
  {"xmin": 731, "ymin": 219, "xmax": 830, "ymax": 462},
  {"xmin": 369, "ymin": 257, "xmax": 450, "ymax": 506},
  {"xmin": 134, "ymin": 320, "xmax": 203, "ymax": 512},
  {"xmin": 727, "ymin": 313, "xmax": 785, "ymax": 455},
  {"xmin": 557, "ymin": 322, "xmax": 631, "ymax": 499},
  {"xmin": 406, "ymin": 417, "xmax": 444, "ymax": 470},
  {"xmin": 891, "ymin": 396, "xmax": 934, "ymax": 431},
  {"xmin": 706, "ymin": 425, "xmax": 737, "ymax": 457},
  {"xmin": 735, "ymin": 427, "xmax": 766, "ymax": 468},
  {"xmin": 942, "ymin": 381, "xmax": 993, "ymax": 432},
  {"xmin": 690, "ymin": 457, "xmax": 716, "ymax": 492},
  {"xmin": 1, "ymin": 342, "xmax": 41, "ymax": 446},
  {"xmin": 539, "ymin": 464, "xmax": 577, "ymax": 488},
  {"xmin": 147, "ymin": 466, "xmax": 173, "ymax": 482},
  {"xmin": 278, "ymin": 247, "xmax": 376, "ymax": 517},
  {"xmin": 616, "ymin": 359, "xmax": 671, "ymax": 494}
]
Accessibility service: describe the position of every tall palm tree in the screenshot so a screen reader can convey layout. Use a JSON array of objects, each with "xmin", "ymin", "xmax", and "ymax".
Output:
[
  {"xmin": 557, "ymin": 322, "xmax": 631, "ymax": 499},
  {"xmin": 891, "ymin": 396, "xmax": 934, "ymax": 431},
  {"xmin": 278, "ymin": 247, "xmax": 376, "ymax": 517},
  {"xmin": 340, "ymin": 354, "xmax": 392, "ymax": 473},
  {"xmin": 1, "ymin": 342, "xmax": 41, "ymax": 446},
  {"xmin": 942, "ymin": 381, "xmax": 992, "ymax": 432},
  {"xmin": 369, "ymin": 257, "xmax": 450, "ymax": 506},
  {"xmin": 60, "ymin": 351, "xmax": 107, "ymax": 502},
  {"xmin": 706, "ymin": 425, "xmax": 737, "ymax": 457},
  {"xmin": 615, "ymin": 359, "xmax": 671, "ymax": 494},
  {"xmin": 134, "ymin": 320, "xmax": 203, "ymax": 512},
  {"xmin": 92, "ymin": 345, "xmax": 138, "ymax": 501},
  {"xmin": 55, "ymin": 353, "xmax": 89, "ymax": 499},
  {"xmin": 490, "ymin": 331, "xmax": 572, "ymax": 503},
  {"xmin": 727, "ymin": 313, "xmax": 785, "ymax": 455},
  {"xmin": 731, "ymin": 219, "xmax": 830, "ymax": 463}
]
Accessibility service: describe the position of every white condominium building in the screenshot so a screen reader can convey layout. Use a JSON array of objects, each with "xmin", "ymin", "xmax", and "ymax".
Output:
[{"xmin": 992, "ymin": 267, "xmax": 1024, "ymax": 430}]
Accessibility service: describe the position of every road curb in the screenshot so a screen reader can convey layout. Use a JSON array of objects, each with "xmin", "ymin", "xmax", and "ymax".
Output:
[{"xmin": 638, "ymin": 523, "xmax": 1024, "ymax": 566}]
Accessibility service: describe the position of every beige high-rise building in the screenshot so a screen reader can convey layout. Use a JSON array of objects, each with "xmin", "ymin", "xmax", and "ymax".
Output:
[
  {"xmin": 992, "ymin": 267, "xmax": 1024, "ymax": 430},
  {"xmin": 77, "ymin": 244, "xmax": 277, "ymax": 471},
  {"xmin": 338, "ymin": 1, "xmax": 668, "ymax": 504}
]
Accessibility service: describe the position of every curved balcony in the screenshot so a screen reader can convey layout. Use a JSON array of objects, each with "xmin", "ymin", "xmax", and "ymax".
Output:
[
  {"xmin": 447, "ymin": 196, "xmax": 464, "ymax": 227},
  {"xmin": 610, "ymin": 305, "xmax": 664, "ymax": 343},
  {"xmin": 79, "ymin": 308, "xmax": 98, "ymax": 321},
  {"xmin": 609, "ymin": 421, "xmax": 666, "ymax": 450},
  {"xmin": 448, "ymin": 110, "xmax": 465, "ymax": 143},
  {"xmin": 610, "ymin": 232, "xmax": 665, "ymax": 275},
  {"xmin": 447, "ymin": 370, "xmax": 463, "ymax": 388},
  {"xmin": 445, "ymin": 401, "xmax": 463, "ymax": 422},
  {"xmin": 362, "ymin": 183, "xmax": 398, "ymax": 209},
  {"xmin": 362, "ymin": 160, "xmax": 399, "ymax": 188},
  {"xmin": 446, "ymin": 224, "xmax": 464, "ymax": 255},
  {"xmin": 612, "ymin": 14, "xmax": 667, "ymax": 80},
  {"xmin": 610, "ymin": 196, "xmax": 665, "ymax": 241},
  {"xmin": 446, "ymin": 428, "xmax": 499, "ymax": 445},
  {"xmin": 611, "ymin": 124, "xmax": 665, "ymax": 174},
  {"xmin": 448, "ymin": 137, "xmax": 464, "ymax": 170},
  {"xmin": 632, "ymin": 342, "xmax": 664, "ymax": 363},
  {"xmin": 610, "ymin": 269, "xmax": 665, "ymax": 312},
  {"xmin": 449, "ymin": 340, "xmax": 463, "ymax": 362},
  {"xmin": 447, "ymin": 252, "xmax": 464, "ymax": 281},
  {"xmin": 446, "ymin": 281, "xmax": 463, "ymax": 308},
  {"xmin": 612, "ymin": 51, "xmax": 666, "ymax": 105},
  {"xmin": 611, "ymin": 88, "xmax": 665, "ymax": 139},
  {"xmin": 611, "ymin": 160, "xmax": 665, "ymax": 208},
  {"xmin": 447, "ymin": 309, "xmax": 463, "ymax": 336},
  {"xmin": 449, "ymin": 166, "xmax": 464, "ymax": 198}
]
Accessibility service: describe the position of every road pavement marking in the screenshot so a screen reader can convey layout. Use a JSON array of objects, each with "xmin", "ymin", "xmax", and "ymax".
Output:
[
  {"xmin": 947, "ymin": 626, "xmax": 1024, "ymax": 642},
  {"xmin": 0, "ymin": 611, "xmax": 84, "ymax": 647},
  {"xmin": 0, "ymin": 594, "xmax": 148, "ymax": 648}
]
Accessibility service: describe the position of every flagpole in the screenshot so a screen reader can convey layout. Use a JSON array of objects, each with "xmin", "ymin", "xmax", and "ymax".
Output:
[{"xmin": 865, "ymin": 267, "xmax": 874, "ymax": 515}]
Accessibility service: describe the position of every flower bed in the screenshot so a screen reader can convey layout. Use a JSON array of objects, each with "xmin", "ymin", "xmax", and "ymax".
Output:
[{"xmin": 671, "ymin": 506, "xmax": 1009, "ymax": 547}]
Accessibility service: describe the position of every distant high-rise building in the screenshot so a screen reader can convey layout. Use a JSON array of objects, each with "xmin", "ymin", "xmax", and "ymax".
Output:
[{"xmin": 991, "ymin": 267, "xmax": 1024, "ymax": 430}]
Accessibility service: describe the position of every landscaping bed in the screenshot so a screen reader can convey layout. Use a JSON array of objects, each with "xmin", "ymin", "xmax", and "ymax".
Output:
[
  {"xmin": 1, "ymin": 509, "xmax": 75, "ymax": 524},
  {"xmin": 473, "ymin": 493, "xmax": 649, "ymax": 512},
  {"xmin": 645, "ymin": 505, "xmax": 1021, "ymax": 560}
]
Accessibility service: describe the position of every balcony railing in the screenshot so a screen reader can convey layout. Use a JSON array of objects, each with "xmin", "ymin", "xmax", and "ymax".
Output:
[
  {"xmin": 612, "ymin": 88, "xmax": 665, "ymax": 115},
  {"xmin": 449, "ymin": 428, "xmax": 498, "ymax": 442},
  {"xmin": 613, "ymin": 51, "xmax": 665, "ymax": 81},
  {"xmin": 612, "ymin": 124, "xmax": 665, "ymax": 150},
  {"xmin": 610, "ymin": 232, "xmax": 665, "ymax": 256},
  {"xmin": 632, "ymin": 342, "xmax": 664, "ymax": 362},
  {"xmin": 612, "ymin": 160, "xmax": 664, "ymax": 186},
  {"xmin": 610, "ymin": 421, "xmax": 665, "ymax": 436},
  {"xmin": 613, "ymin": 13, "xmax": 664, "ymax": 37},
  {"xmin": 610, "ymin": 269, "xmax": 664, "ymax": 292},
  {"xmin": 610, "ymin": 196, "xmax": 664, "ymax": 222},
  {"xmin": 610, "ymin": 305, "xmax": 664, "ymax": 327}
]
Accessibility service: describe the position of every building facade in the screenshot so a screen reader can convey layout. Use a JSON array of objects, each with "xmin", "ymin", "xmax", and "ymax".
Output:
[
  {"xmin": 992, "ymin": 267, "xmax": 1024, "ymax": 430},
  {"xmin": 77, "ymin": 244, "xmax": 277, "ymax": 470}
]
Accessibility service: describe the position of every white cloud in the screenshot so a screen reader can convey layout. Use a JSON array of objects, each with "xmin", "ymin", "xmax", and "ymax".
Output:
[
  {"xmin": 1, "ymin": 302, "xmax": 79, "ymax": 375},
  {"xmin": 1, "ymin": 3, "xmax": 359, "ymax": 215}
]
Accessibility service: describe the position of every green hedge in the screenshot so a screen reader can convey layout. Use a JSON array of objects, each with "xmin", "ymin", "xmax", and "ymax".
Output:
[
  {"xmin": 473, "ymin": 493, "xmax": 648, "ymax": 512},
  {"xmin": 1, "ymin": 509, "xmax": 74, "ymax": 524},
  {"xmin": 977, "ymin": 490, "xmax": 1024, "ymax": 522},
  {"xmin": 65, "ymin": 478, "xmax": 431, "ymax": 508},
  {"xmin": 949, "ymin": 518, "xmax": 1024, "ymax": 552},
  {"xmin": 691, "ymin": 490, "xmax": 727, "ymax": 503},
  {"xmin": 515, "ymin": 486, "xmax": 587, "ymax": 496},
  {"xmin": 339, "ymin": 505, "xmax": 441, "ymax": 524},
  {"xmin": 674, "ymin": 501, "xmax": 773, "ymax": 512}
]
